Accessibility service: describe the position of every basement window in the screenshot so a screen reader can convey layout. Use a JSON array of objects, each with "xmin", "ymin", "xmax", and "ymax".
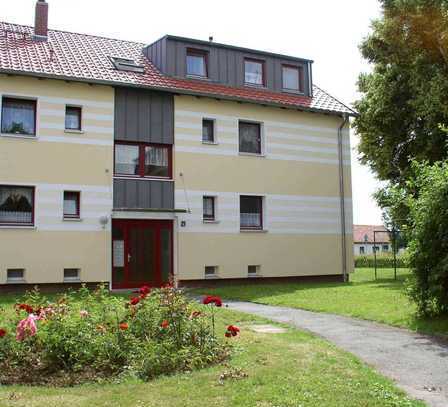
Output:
[
  {"xmin": 7, "ymin": 268, "xmax": 25, "ymax": 282},
  {"xmin": 248, "ymin": 265, "xmax": 260, "ymax": 278},
  {"xmin": 110, "ymin": 57, "xmax": 145, "ymax": 73},
  {"xmin": 64, "ymin": 268, "xmax": 80, "ymax": 282},
  {"xmin": 204, "ymin": 266, "xmax": 218, "ymax": 279}
]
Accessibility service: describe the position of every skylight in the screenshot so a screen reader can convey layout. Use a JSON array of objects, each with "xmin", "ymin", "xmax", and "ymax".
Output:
[{"xmin": 110, "ymin": 56, "xmax": 145, "ymax": 73}]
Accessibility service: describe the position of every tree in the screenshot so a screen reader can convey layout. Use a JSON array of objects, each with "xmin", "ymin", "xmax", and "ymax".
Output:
[{"xmin": 354, "ymin": 0, "xmax": 448, "ymax": 185}]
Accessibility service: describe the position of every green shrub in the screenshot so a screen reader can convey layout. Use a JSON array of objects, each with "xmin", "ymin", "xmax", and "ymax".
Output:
[
  {"xmin": 354, "ymin": 253, "xmax": 409, "ymax": 268},
  {"xmin": 0, "ymin": 285, "xmax": 231, "ymax": 386}
]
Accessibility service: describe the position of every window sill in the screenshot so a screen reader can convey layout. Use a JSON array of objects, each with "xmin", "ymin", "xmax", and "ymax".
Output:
[
  {"xmin": 203, "ymin": 219, "xmax": 220, "ymax": 224},
  {"xmin": 63, "ymin": 217, "xmax": 82, "ymax": 222},
  {"xmin": 202, "ymin": 141, "xmax": 219, "ymax": 145},
  {"xmin": 1, "ymin": 133, "xmax": 38, "ymax": 140},
  {"xmin": 64, "ymin": 129, "xmax": 84, "ymax": 134},
  {"xmin": 282, "ymin": 88, "xmax": 306, "ymax": 96},
  {"xmin": 0, "ymin": 225, "xmax": 36, "ymax": 230},
  {"xmin": 238, "ymin": 152, "xmax": 266, "ymax": 158},
  {"xmin": 204, "ymin": 274, "xmax": 219, "ymax": 280},
  {"xmin": 6, "ymin": 279, "xmax": 26, "ymax": 284},
  {"xmin": 240, "ymin": 229, "xmax": 268, "ymax": 233},
  {"xmin": 244, "ymin": 83, "xmax": 267, "ymax": 89},
  {"xmin": 186, "ymin": 74, "xmax": 211, "ymax": 82},
  {"xmin": 113, "ymin": 176, "xmax": 174, "ymax": 182},
  {"xmin": 63, "ymin": 279, "xmax": 81, "ymax": 283},
  {"xmin": 248, "ymin": 274, "xmax": 261, "ymax": 278}
]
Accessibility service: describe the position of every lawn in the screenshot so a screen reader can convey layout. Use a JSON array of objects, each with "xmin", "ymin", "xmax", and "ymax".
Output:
[
  {"xmin": 0, "ymin": 293, "xmax": 424, "ymax": 407},
  {"xmin": 195, "ymin": 268, "xmax": 448, "ymax": 336}
]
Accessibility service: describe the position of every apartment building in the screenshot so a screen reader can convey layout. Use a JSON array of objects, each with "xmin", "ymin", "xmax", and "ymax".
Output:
[{"xmin": 0, "ymin": 1, "xmax": 355, "ymax": 290}]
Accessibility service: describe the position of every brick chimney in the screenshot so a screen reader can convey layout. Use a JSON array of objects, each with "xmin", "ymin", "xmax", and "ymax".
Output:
[{"xmin": 34, "ymin": 0, "xmax": 49, "ymax": 41}]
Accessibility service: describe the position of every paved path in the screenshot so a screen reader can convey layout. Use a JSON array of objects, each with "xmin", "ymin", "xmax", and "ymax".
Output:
[{"xmin": 226, "ymin": 301, "xmax": 448, "ymax": 407}]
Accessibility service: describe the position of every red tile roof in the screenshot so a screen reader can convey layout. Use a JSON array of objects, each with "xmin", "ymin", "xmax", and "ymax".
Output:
[
  {"xmin": 353, "ymin": 225, "xmax": 391, "ymax": 243},
  {"xmin": 0, "ymin": 22, "xmax": 356, "ymax": 116}
]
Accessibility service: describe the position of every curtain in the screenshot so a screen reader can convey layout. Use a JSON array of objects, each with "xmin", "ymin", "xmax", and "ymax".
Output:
[
  {"xmin": 187, "ymin": 54, "xmax": 206, "ymax": 76},
  {"xmin": 65, "ymin": 107, "xmax": 81, "ymax": 130},
  {"xmin": 145, "ymin": 146, "xmax": 169, "ymax": 177},
  {"xmin": 283, "ymin": 67, "xmax": 299, "ymax": 90},
  {"xmin": 115, "ymin": 145, "xmax": 139, "ymax": 175},
  {"xmin": 0, "ymin": 186, "xmax": 33, "ymax": 223},
  {"xmin": 240, "ymin": 196, "xmax": 262, "ymax": 228},
  {"xmin": 203, "ymin": 197, "xmax": 214, "ymax": 217},
  {"xmin": 63, "ymin": 193, "xmax": 78, "ymax": 216},
  {"xmin": 239, "ymin": 123, "xmax": 260, "ymax": 154},
  {"xmin": 1, "ymin": 99, "xmax": 36, "ymax": 135},
  {"xmin": 245, "ymin": 61, "xmax": 263, "ymax": 84}
]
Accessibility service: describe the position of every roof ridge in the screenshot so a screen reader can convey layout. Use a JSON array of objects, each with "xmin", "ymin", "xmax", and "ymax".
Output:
[
  {"xmin": 313, "ymin": 84, "xmax": 357, "ymax": 116},
  {"xmin": 0, "ymin": 20, "xmax": 146, "ymax": 47}
]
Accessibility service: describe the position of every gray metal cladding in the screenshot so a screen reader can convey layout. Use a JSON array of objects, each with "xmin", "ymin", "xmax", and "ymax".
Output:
[
  {"xmin": 114, "ymin": 87, "xmax": 174, "ymax": 144},
  {"xmin": 113, "ymin": 179, "xmax": 174, "ymax": 210},
  {"xmin": 144, "ymin": 36, "xmax": 312, "ymax": 97}
]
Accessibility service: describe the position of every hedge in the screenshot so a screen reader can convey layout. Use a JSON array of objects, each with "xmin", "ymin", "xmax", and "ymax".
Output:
[{"xmin": 354, "ymin": 254, "xmax": 409, "ymax": 268}]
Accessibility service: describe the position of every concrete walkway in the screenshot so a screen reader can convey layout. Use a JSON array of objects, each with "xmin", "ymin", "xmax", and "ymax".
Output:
[{"xmin": 226, "ymin": 301, "xmax": 448, "ymax": 407}]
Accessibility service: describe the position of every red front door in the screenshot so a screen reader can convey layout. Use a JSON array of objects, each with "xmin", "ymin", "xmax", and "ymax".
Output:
[{"xmin": 112, "ymin": 220, "xmax": 173, "ymax": 289}]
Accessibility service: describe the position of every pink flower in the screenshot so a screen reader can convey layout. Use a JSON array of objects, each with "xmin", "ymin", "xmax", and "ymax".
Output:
[
  {"xmin": 80, "ymin": 310, "xmax": 89, "ymax": 318},
  {"xmin": 16, "ymin": 314, "xmax": 38, "ymax": 341}
]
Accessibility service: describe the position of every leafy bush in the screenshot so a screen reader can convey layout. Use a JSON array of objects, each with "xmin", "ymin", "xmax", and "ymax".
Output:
[
  {"xmin": 0, "ymin": 285, "xmax": 234, "ymax": 386},
  {"xmin": 355, "ymin": 253, "xmax": 409, "ymax": 268}
]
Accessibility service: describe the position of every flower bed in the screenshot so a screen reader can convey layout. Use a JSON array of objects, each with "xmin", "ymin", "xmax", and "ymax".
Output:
[{"xmin": 0, "ymin": 285, "xmax": 237, "ymax": 386}]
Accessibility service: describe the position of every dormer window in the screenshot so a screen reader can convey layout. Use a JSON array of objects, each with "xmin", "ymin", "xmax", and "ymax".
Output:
[
  {"xmin": 244, "ymin": 58, "xmax": 264, "ymax": 86},
  {"xmin": 186, "ymin": 49, "xmax": 207, "ymax": 78},
  {"xmin": 282, "ymin": 65, "xmax": 304, "ymax": 92},
  {"xmin": 110, "ymin": 57, "xmax": 145, "ymax": 73}
]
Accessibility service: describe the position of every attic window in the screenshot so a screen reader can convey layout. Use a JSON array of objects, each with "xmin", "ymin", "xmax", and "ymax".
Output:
[{"xmin": 110, "ymin": 57, "xmax": 145, "ymax": 73}]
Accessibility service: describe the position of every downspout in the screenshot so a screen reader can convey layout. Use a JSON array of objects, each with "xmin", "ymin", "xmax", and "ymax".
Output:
[{"xmin": 338, "ymin": 113, "xmax": 349, "ymax": 282}]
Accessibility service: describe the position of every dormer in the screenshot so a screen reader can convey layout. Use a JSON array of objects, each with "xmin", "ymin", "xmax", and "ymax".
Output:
[{"xmin": 144, "ymin": 35, "xmax": 313, "ymax": 97}]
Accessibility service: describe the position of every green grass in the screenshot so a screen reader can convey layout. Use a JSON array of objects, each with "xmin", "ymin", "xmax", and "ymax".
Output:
[
  {"xmin": 195, "ymin": 268, "xmax": 448, "ymax": 336},
  {"xmin": 0, "ymin": 294, "xmax": 424, "ymax": 406}
]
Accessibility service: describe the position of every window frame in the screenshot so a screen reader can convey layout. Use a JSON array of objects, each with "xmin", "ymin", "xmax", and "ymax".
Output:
[
  {"xmin": 7, "ymin": 268, "xmax": 25, "ymax": 283},
  {"xmin": 1, "ymin": 96, "xmax": 37, "ymax": 137},
  {"xmin": 240, "ymin": 195, "xmax": 263, "ymax": 231},
  {"xmin": 203, "ymin": 196, "xmax": 216, "ymax": 222},
  {"xmin": 202, "ymin": 118, "xmax": 216, "ymax": 144},
  {"xmin": 359, "ymin": 246, "xmax": 365, "ymax": 255},
  {"xmin": 244, "ymin": 58, "xmax": 265, "ymax": 87},
  {"xmin": 114, "ymin": 141, "xmax": 173, "ymax": 180},
  {"xmin": 63, "ymin": 268, "xmax": 81, "ymax": 282},
  {"xmin": 63, "ymin": 190, "xmax": 81, "ymax": 219},
  {"xmin": 186, "ymin": 48, "xmax": 208, "ymax": 78},
  {"xmin": 204, "ymin": 265, "xmax": 218, "ymax": 279},
  {"xmin": 248, "ymin": 265, "xmax": 260, "ymax": 277},
  {"xmin": 65, "ymin": 105, "xmax": 82, "ymax": 131},
  {"xmin": 0, "ymin": 185, "xmax": 35, "ymax": 227},
  {"xmin": 281, "ymin": 64, "xmax": 305, "ymax": 93},
  {"xmin": 238, "ymin": 121, "xmax": 263, "ymax": 155}
]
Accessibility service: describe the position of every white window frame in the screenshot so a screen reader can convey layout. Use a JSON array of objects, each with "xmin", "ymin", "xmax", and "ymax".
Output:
[
  {"xmin": 204, "ymin": 265, "xmax": 219, "ymax": 279},
  {"xmin": 6, "ymin": 268, "xmax": 26, "ymax": 283},
  {"xmin": 63, "ymin": 268, "xmax": 81, "ymax": 282},
  {"xmin": 248, "ymin": 265, "xmax": 260, "ymax": 278},
  {"xmin": 0, "ymin": 94, "xmax": 40, "ymax": 140},
  {"xmin": 238, "ymin": 120, "xmax": 265, "ymax": 157},
  {"xmin": 202, "ymin": 118, "xmax": 218, "ymax": 145},
  {"xmin": 238, "ymin": 193, "xmax": 267, "ymax": 232},
  {"xmin": 202, "ymin": 195, "xmax": 219, "ymax": 223}
]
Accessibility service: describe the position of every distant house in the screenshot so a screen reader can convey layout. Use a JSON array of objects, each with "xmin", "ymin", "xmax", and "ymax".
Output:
[{"xmin": 353, "ymin": 225, "xmax": 390, "ymax": 256}]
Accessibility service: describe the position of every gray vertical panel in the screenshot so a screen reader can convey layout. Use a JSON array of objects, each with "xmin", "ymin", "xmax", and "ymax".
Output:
[
  {"xmin": 162, "ymin": 95, "xmax": 174, "ymax": 144},
  {"xmin": 138, "ymin": 91, "xmax": 151, "ymax": 143},
  {"xmin": 114, "ymin": 179, "xmax": 174, "ymax": 209},
  {"xmin": 114, "ymin": 88, "xmax": 126, "ymax": 140},
  {"xmin": 209, "ymin": 47, "xmax": 218, "ymax": 81},
  {"xmin": 176, "ymin": 42, "xmax": 185, "ymax": 77},
  {"xmin": 166, "ymin": 39, "xmax": 176, "ymax": 76},
  {"xmin": 151, "ymin": 181, "xmax": 162, "ymax": 208},
  {"xmin": 125, "ymin": 89, "xmax": 138, "ymax": 140},
  {"xmin": 162, "ymin": 182, "xmax": 173, "ymax": 208},
  {"xmin": 150, "ymin": 93, "xmax": 163, "ymax": 143}
]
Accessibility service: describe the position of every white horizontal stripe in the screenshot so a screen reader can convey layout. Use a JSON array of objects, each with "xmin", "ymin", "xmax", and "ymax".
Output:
[
  {"xmin": 40, "ymin": 96, "xmax": 113, "ymax": 109},
  {"xmin": 0, "ymin": 181, "xmax": 110, "ymax": 193},
  {"xmin": 175, "ymin": 146, "xmax": 237, "ymax": 156},
  {"xmin": 268, "ymin": 142, "xmax": 342, "ymax": 155},
  {"xmin": 39, "ymin": 136, "xmax": 113, "ymax": 146},
  {"xmin": 40, "ymin": 109, "xmax": 113, "ymax": 121},
  {"xmin": 268, "ymin": 206, "xmax": 341, "ymax": 214},
  {"xmin": 268, "ymin": 194, "xmax": 352, "ymax": 203},
  {"xmin": 176, "ymin": 133, "xmax": 238, "ymax": 146},
  {"xmin": 175, "ymin": 110, "xmax": 349, "ymax": 136},
  {"xmin": 37, "ymin": 224, "xmax": 109, "ymax": 231},
  {"xmin": 40, "ymin": 122, "xmax": 113, "ymax": 134},
  {"xmin": 269, "ymin": 131, "xmax": 349, "ymax": 146}
]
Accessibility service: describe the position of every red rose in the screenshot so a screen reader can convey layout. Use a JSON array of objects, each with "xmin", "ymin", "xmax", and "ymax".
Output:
[
  {"xmin": 202, "ymin": 295, "xmax": 223, "ymax": 307},
  {"xmin": 0, "ymin": 328, "xmax": 6, "ymax": 338},
  {"xmin": 161, "ymin": 320, "xmax": 169, "ymax": 329},
  {"xmin": 15, "ymin": 303, "xmax": 34, "ymax": 314},
  {"xmin": 133, "ymin": 285, "xmax": 151, "ymax": 298},
  {"xmin": 189, "ymin": 311, "xmax": 202, "ymax": 319},
  {"xmin": 119, "ymin": 322, "xmax": 129, "ymax": 331},
  {"xmin": 225, "ymin": 325, "xmax": 240, "ymax": 337},
  {"xmin": 129, "ymin": 296, "xmax": 140, "ymax": 306}
]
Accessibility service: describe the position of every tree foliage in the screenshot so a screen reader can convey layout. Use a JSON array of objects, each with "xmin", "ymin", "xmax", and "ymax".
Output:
[{"xmin": 354, "ymin": 0, "xmax": 448, "ymax": 183}]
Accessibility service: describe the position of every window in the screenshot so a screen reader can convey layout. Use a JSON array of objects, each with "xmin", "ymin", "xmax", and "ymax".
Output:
[
  {"xmin": 202, "ymin": 119, "xmax": 215, "ymax": 143},
  {"xmin": 0, "ymin": 185, "xmax": 34, "ymax": 226},
  {"xmin": 240, "ymin": 196, "xmax": 263, "ymax": 230},
  {"xmin": 1, "ymin": 97, "xmax": 36, "ymax": 136},
  {"xmin": 186, "ymin": 49, "xmax": 207, "ymax": 77},
  {"xmin": 244, "ymin": 58, "xmax": 264, "ymax": 86},
  {"xmin": 382, "ymin": 244, "xmax": 389, "ymax": 252},
  {"xmin": 282, "ymin": 65, "xmax": 304, "ymax": 92},
  {"xmin": 239, "ymin": 121, "xmax": 261, "ymax": 154},
  {"xmin": 248, "ymin": 265, "xmax": 260, "ymax": 277},
  {"xmin": 359, "ymin": 246, "xmax": 365, "ymax": 254},
  {"xmin": 7, "ymin": 268, "xmax": 25, "ymax": 282},
  {"xmin": 64, "ymin": 268, "xmax": 80, "ymax": 282},
  {"xmin": 204, "ymin": 266, "xmax": 218, "ymax": 278},
  {"xmin": 65, "ymin": 106, "xmax": 82, "ymax": 131},
  {"xmin": 203, "ymin": 196, "xmax": 215, "ymax": 221},
  {"xmin": 114, "ymin": 143, "xmax": 172, "ymax": 179},
  {"xmin": 373, "ymin": 246, "xmax": 380, "ymax": 252},
  {"xmin": 63, "ymin": 191, "xmax": 80, "ymax": 219},
  {"xmin": 110, "ymin": 57, "xmax": 145, "ymax": 73}
]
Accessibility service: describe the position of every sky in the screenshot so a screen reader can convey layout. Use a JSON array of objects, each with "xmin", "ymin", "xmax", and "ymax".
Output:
[{"xmin": 1, "ymin": 0, "xmax": 384, "ymax": 225}]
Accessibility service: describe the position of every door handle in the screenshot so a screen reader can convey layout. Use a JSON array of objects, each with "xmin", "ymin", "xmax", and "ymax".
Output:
[{"xmin": 127, "ymin": 253, "xmax": 132, "ymax": 263}]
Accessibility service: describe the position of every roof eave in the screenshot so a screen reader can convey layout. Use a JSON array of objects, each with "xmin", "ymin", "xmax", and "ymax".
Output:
[{"xmin": 0, "ymin": 69, "xmax": 356, "ymax": 117}]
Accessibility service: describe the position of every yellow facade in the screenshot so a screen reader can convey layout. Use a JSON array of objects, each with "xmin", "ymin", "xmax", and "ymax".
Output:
[
  {"xmin": 0, "ymin": 75, "xmax": 114, "ymax": 284},
  {"xmin": 174, "ymin": 95, "xmax": 354, "ymax": 280}
]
